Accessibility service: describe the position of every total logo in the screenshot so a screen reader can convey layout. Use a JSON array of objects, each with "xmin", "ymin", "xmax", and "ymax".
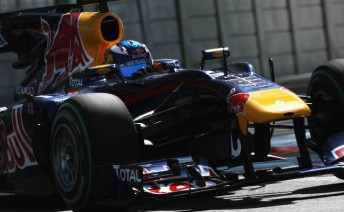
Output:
[{"xmin": 113, "ymin": 165, "xmax": 142, "ymax": 183}]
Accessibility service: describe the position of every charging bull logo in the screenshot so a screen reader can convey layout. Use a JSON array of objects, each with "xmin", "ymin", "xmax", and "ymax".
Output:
[
  {"xmin": 227, "ymin": 93, "xmax": 250, "ymax": 115},
  {"xmin": 39, "ymin": 13, "xmax": 93, "ymax": 93}
]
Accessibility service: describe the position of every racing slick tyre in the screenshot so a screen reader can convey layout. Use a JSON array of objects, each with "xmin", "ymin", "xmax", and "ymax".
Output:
[
  {"xmin": 50, "ymin": 93, "xmax": 140, "ymax": 211},
  {"xmin": 307, "ymin": 59, "xmax": 344, "ymax": 179}
]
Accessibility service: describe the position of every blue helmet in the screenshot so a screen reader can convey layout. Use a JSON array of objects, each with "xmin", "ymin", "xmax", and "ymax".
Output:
[{"xmin": 104, "ymin": 40, "xmax": 153, "ymax": 78}]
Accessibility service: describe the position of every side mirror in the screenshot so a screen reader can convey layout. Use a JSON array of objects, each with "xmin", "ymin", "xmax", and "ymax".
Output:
[{"xmin": 200, "ymin": 47, "xmax": 230, "ymax": 75}]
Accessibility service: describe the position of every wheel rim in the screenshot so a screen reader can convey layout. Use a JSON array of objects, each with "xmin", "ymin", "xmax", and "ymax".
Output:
[{"xmin": 53, "ymin": 123, "xmax": 79, "ymax": 192}]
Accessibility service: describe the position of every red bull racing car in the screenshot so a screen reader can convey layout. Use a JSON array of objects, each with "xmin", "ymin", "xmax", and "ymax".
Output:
[{"xmin": 1, "ymin": 0, "xmax": 344, "ymax": 211}]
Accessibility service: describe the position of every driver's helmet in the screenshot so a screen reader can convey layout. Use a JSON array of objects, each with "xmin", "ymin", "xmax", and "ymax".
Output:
[{"xmin": 104, "ymin": 40, "xmax": 153, "ymax": 78}]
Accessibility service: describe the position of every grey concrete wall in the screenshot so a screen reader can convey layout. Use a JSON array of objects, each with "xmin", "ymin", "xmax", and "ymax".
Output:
[
  {"xmin": 111, "ymin": 0, "xmax": 344, "ymax": 93},
  {"xmin": 0, "ymin": 0, "xmax": 344, "ymax": 106}
]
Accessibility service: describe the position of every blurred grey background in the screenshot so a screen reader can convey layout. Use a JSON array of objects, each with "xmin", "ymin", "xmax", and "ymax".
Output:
[{"xmin": 0, "ymin": 0, "xmax": 343, "ymax": 106}]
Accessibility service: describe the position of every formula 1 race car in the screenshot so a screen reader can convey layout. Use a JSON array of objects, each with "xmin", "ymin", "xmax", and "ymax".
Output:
[{"xmin": 1, "ymin": 1, "xmax": 344, "ymax": 211}]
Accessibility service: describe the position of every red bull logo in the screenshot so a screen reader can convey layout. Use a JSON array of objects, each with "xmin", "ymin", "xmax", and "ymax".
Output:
[
  {"xmin": 227, "ymin": 93, "xmax": 250, "ymax": 115},
  {"xmin": 39, "ymin": 13, "xmax": 93, "ymax": 93},
  {"xmin": 0, "ymin": 105, "xmax": 37, "ymax": 174}
]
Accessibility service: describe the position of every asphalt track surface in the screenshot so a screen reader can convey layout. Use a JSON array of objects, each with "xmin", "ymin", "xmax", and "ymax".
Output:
[
  {"xmin": 2, "ymin": 132, "xmax": 344, "ymax": 211},
  {"xmin": 1, "ymin": 175, "xmax": 344, "ymax": 212}
]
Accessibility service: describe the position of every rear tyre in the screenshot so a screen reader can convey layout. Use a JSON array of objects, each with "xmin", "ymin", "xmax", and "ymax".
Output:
[{"xmin": 50, "ymin": 93, "xmax": 140, "ymax": 211}]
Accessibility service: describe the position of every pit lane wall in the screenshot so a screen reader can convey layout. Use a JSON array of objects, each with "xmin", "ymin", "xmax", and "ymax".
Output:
[{"xmin": 0, "ymin": 0, "xmax": 344, "ymax": 105}]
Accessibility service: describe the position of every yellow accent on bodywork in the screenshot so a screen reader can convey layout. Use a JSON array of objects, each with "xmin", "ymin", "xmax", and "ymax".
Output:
[
  {"xmin": 237, "ymin": 88, "xmax": 311, "ymax": 134},
  {"xmin": 238, "ymin": 115, "xmax": 248, "ymax": 136},
  {"xmin": 78, "ymin": 12, "xmax": 124, "ymax": 67},
  {"xmin": 96, "ymin": 67, "xmax": 111, "ymax": 75}
]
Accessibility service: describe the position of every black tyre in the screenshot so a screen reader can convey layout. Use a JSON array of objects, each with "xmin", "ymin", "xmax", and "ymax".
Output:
[
  {"xmin": 307, "ymin": 59, "xmax": 344, "ymax": 179},
  {"xmin": 50, "ymin": 93, "xmax": 140, "ymax": 211},
  {"xmin": 307, "ymin": 59, "xmax": 344, "ymax": 146}
]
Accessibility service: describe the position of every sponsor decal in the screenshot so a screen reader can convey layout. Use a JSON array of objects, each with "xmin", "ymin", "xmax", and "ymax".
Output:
[
  {"xmin": 39, "ymin": 13, "xmax": 93, "ymax": 93},
  {"xmin": 113, "ymin": 165, "xmax": 142, "ymax": 183},
  {"xmin": 227, "ymin": 93, "xmax": 250, "ymax": 115},
  {"xmin": 15, "ymin": 86, "xmax": 35, "ymax": 96},
  {"xmin": 331, "ymin": 145, "xmax": 344, "ymax": 159},
  {"xmin": 69, "ymin": 78, "xmax": 83, "ymax": 87},
  {"xmin": 0, "ymin": 105, "xmax": 37, "ymax": 174},
  {"xmin": 230, "ymin": 136, "xmax": 242, "ymax": 158},
  {"xmin": 143, "ymin": 179, "xmax": 224, "ymax": 194},
  {"xmin": 121, "ymin": 59, "xmax": 148, "ymax": 67}
]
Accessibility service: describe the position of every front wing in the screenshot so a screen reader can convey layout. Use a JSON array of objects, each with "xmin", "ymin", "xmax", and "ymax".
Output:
[{"xmin": 112, "ymin": 156, "xmax": 344, "ymax": 200}]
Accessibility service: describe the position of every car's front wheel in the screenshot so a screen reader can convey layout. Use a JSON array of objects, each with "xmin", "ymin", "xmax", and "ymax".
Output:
[
  {"xmin": 307, "ymin": 59, "xmax": 344, "ymax": 148},
  {"xmin": 50, "ymin": 93, "xmax": 140, "ymax": 211},
  {"xmin": 307, "ymin": 59, "xmax": 344, "ymax": 179}
]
